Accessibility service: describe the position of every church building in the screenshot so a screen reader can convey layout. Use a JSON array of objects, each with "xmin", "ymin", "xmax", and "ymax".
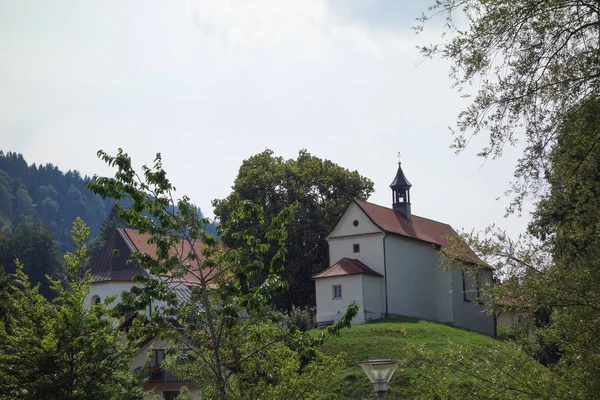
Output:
[{"xmin": 312, "ymin": 162, "xmax": 495, "ymax": 336}]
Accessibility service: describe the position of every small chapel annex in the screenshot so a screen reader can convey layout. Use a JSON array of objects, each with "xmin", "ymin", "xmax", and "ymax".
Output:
[{"xmin": 312, "ymin": 162, "xmax": 496, "ymax": 336}]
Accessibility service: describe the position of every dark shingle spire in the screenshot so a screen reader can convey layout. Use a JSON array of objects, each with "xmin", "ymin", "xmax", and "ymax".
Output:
[{"xmin": 390, "ymin": 161, "xmax": 412, "ymax": 221}]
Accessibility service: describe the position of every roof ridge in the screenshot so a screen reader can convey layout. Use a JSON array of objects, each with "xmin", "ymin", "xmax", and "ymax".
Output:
[
  {"xmin": 356, "ymin": 199, "xmax": 452, "ymax": 228},
  {"xmin": 118, "ymin": 228, "xmax": 139, "ymax": 254},
  {"xmin": 311, "ymin": 256, "xmax": 383, "ymax": 279},
  {"xmin": 411, "ymin": 214, "xmax": 453, "ymax": 228}
]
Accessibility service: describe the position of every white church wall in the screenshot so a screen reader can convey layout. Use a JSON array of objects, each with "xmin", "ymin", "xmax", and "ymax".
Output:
[
  {"xmin": 315, "ymin": 274, "xmax": 365, "ymax": 325},
  {"xmin": 328, "ymin": 233, "xmax": 385, "ymax": 275},
  {"xmin": 384, "ymin": 236, "xmax": 447, "ymax": 321},
  {"xmin": 362, "ymin": 275, "xmax": 384, "ymax": 322},
  {"xmin": 433, "ymin": 263, "xmax": 454, "ymax": 323},
  {"xmin": 450, "ymin": 267, "xmax": 496, "ymax": 336}
]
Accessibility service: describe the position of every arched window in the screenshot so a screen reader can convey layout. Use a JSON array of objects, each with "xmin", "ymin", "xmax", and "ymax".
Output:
[{"xmin": 91, "ymin": 295, "xmax": 101, "ymax": 305}]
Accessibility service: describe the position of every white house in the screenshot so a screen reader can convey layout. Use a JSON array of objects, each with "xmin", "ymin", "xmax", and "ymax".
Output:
[
  {"xmin": 312, "ymin": 162, "xmax": 496, "ymax": 336},
  {"xmin": 86, "ymin": 228, "xmax": 203, "ymax": 400}
]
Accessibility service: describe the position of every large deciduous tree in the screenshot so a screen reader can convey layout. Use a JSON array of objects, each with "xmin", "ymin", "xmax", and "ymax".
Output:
[
  {"xmin": 414, "ymin": 2, "xmax": 600, "ymax": 398},
  {"xmin": 418, "ymin": 0, "xmax": 600, "ymax": 211},
  {"xmin": 524, "ymin": 97, "xmax": 600, "ymax": 396},
  {"xmin": 412, "ymin": 97, "xmax": 600, "ymax": 399},
  {"xmin": 212, "ymin": 149, "xmax": 374, "ymax": 309},
  {"xmin": 87, "ymin": 149, "xmax": 358, "ymax": 400}
]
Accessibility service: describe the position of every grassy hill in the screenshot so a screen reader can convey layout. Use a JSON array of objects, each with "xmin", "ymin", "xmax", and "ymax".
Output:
[{"xmin": 316, "ymin": 318, "xmax": 514, "ymax": 399}]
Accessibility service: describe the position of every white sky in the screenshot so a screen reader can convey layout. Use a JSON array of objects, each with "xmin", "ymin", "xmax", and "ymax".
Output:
[{"xmin": 0, "ymin": 0, "xmax": 531, "ymax": 236}]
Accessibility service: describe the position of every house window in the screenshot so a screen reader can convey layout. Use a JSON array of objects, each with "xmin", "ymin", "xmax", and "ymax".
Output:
[
  {"xmin": 149, "ymin": 349, "xmax": 165, "ymax": 369},
  {"xmin": 353, "ymin": 243, "xmax": 360, "ymax": 253},
  {"xmin": 163, "ymin": 391, "xmax": 180, "ymax": 400},
  {"xmin": 332, "ymin": 284, "xmax": 343, "ymax": 299}
]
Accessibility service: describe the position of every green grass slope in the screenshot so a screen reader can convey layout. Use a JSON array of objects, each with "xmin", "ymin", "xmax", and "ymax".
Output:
[{"xmin": 316, "ymin": 318, "xmax": 509, "ymax": 399}]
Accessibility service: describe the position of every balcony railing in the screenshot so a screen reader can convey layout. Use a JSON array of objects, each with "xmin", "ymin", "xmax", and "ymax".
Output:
[{"xmin": 136, "ymin": 367, "xmax": 190, "ymax": 383}]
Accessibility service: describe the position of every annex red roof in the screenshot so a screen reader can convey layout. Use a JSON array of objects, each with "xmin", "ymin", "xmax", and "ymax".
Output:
[
  {"xmin": 312, "ymin": 257, "xmax": 383, "ymax": 279},
  {"xmin": 121, "ymin": 228, "xmax": 217, "ymax": 284},
  {"xmin": 354, "ymin": 200, "xmax": 482, "ymax": 264}
]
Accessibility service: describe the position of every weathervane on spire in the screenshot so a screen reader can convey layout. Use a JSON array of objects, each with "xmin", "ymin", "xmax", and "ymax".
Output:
[{"xmin": 397, "ymin": 151, "xmax": 402, "ymax": 164}]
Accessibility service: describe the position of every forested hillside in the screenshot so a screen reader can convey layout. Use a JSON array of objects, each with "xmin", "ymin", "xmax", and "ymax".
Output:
[
  {"xmin": 0, "ymin": 151, "xmax": 217, "ymax": 297},
  {"xmin": 0, "ymin": 151, "xmax": 118, "ymax": 251},
  {"xmin": 0, "ymin": 151, "xmax": 217, "ymax": 249}
]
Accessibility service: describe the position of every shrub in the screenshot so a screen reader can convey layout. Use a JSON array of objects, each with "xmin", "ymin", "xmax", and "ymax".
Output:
[{"xmin": 285, "ymin": 306, "xmax": 313, "ymax": 332}]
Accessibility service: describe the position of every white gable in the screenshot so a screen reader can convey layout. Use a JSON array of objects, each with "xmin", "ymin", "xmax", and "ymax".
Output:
[
  {"xmin": 86, "ymin": 281, "xmax": 137, "ymax": 308},
  {"xmin": 328, "ymin": 201, "xmax": 382, "ymax": 239}
]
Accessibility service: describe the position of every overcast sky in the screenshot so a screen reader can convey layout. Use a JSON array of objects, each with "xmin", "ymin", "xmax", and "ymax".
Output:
[{"xmin": 0, "ymin": 0, "xmax": 531, "ymax": 235}]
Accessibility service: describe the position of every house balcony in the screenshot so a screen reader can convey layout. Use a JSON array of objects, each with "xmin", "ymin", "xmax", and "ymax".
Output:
[{"xmin": 136, "ymin": 367, "xmax": 190, "ymax": 383}]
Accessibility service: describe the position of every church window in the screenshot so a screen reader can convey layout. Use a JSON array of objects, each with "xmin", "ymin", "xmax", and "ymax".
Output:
[
  {"xmin": 353, "ymin": 243, "xmax": 360, "ymax": 253},
  {"xmin": 332, "ymin": 284, "xmax": 342, "ymax": 299},
  {"xmin": 462, "ymin": 270, "xmax": 471, "ymax": 302},
  {"xmin": 91, "ymin": 295, "xmax": 101, "ymax": 305},
  {"xmin": 353, "ymin": 220, "xmax": 359, "ymax": 227},
  {"xmin": 476, "ymin": 272, "xmax": 484, "ymax": 304}
]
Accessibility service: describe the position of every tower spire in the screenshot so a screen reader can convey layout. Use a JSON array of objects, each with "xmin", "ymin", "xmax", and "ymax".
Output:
[{"xmin": 390, "ymin": 158, "xmax": 412, "ymax": 221}]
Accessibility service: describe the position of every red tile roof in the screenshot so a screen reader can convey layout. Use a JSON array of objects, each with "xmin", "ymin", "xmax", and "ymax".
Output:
[
  {"xmin": 312, "ymin": 257, "xmax": 383, "ymax": 279},
  {"xmin": 354, "ymin": 200, "xmax": 482, "ymax": 264},
  {"xmin": 121, "ymin": 228, "xmax": 217, "ymax": 284}
]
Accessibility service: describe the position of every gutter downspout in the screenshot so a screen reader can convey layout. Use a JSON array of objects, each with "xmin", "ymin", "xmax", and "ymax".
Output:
[
  {"xmin": 383, "ymin": 235, "xmax": 389, "ymax": 318},
  {"xmin": 494, "ymin": 308, "xmax": 498, "ymax": 338}
]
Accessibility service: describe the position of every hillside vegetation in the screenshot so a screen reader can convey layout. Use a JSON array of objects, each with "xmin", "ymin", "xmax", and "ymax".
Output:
[
  {"xmin": 317, "ymin": 318, "xmax": 522, "ymax": 399},
  {"xmin": 0, "ymin": 151, "xmax": 116, "ymax": 251},
  {"xmin": 0, "ymin": 150, "xmax": 217, "ymax": 297}
]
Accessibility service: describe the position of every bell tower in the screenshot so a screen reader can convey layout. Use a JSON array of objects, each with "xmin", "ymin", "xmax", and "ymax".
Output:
[{"xmin": 390, "ymin": 157, "xmax": 412, "ymax": 221}]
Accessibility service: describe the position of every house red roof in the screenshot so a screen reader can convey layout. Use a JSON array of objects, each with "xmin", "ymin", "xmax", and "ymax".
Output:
[
  {"xmin": 121, "ymin": 228, "xmax": 217, "ymax": 284},
  {"xmin": 354, "ymin": 200, "xmax": 482, "ymax": 264},
  {"xmin": 312, "ymin": 257, "xmax": 383, "ymax": 279}
]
